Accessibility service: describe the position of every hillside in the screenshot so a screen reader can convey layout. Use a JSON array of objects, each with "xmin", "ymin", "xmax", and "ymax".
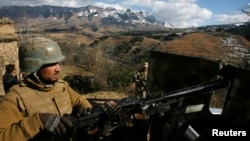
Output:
[
  {"xmin": 155, "ymin": 32, "xmax": 250, "ymax": 68},
  {"xmin": 48, "ymin": 31, "xmax": 250, "ymax": 71}
]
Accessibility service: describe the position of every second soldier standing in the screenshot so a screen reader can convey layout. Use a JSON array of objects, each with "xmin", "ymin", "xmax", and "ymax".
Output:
[{"xmin": 133, "ymin": 62, "xmax": 149, "ymax": 98}]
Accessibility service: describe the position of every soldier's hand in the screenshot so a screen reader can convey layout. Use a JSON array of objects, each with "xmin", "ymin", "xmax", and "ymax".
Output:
[
  {"xmin": 39, "ymin": 113, "xmax": 73, "ymax": 136},
  {"xmin": 103, "ymin": 101, "xmax": 121, "ymax": 116},
  {"xmin": 77, "ymin": 107, "xmax": 92, "ymax": 116}
]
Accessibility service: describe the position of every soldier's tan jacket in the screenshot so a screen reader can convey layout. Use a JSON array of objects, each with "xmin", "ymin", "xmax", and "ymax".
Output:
[{"xmin": 0, "ymin": 74, "xmax": 92, "ymax": 141}]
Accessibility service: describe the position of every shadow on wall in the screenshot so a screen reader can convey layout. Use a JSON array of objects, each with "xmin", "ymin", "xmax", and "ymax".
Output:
[{"xmin": 147, "ymin": 51, "xmax": 221, "ymax": 92}]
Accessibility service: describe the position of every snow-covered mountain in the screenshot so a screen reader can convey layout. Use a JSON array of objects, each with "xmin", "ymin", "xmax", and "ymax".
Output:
[{"xmin": 0, "ymin": 5, "xmax": 169, "ymax": 30}]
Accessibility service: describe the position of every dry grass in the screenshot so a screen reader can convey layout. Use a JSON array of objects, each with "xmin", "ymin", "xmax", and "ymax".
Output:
[
  {"xmin": 233, "ymin": 34, "xmax": 250, "ymax": 47},
  {"xmin": 154, "ymin": 32, "xmax": 250, "ymax": 63},
  {"xmin": 59, "ymin": 65, "xmax": 93, "ymax": 79},
  {"xmin": 157, "ymin": 33, "xmax": 225, "ymax": 56},
  {"xmin": 85, "ymin": 91, "xmax": 127, "ymax": 99}
]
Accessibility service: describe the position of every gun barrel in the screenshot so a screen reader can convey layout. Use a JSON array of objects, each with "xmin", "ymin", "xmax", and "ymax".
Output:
[{"xmin": 145, "ymin": 79, "xmax": 230, "ymax": 104}]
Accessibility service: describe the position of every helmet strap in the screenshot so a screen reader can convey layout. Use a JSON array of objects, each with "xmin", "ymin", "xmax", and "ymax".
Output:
[{"xmin": 33, "ymin": 72, "xmax": 54, "ymax": 88}]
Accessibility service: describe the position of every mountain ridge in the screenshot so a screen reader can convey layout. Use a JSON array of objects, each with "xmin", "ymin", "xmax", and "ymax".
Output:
[{"xmin": 0, "ymin": 5, "xmax": 168, "ymax": 32}]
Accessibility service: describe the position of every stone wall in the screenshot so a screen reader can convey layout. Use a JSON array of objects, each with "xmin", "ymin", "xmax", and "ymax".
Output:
[
  {"xmin": 0, "ymin": 18, "xmax": 19, "ymax": 95},
  {"xmin": 0, "ymin": 23, "xmax": 15, "ymax": 34}
]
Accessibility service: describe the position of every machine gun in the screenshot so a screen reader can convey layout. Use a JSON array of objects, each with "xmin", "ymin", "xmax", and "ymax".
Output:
[{"xmin": 68, "ymin": 78, "xmax": 231, "ymax": 141}]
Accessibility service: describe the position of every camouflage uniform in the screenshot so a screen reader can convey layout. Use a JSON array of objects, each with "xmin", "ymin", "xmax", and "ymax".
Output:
[{"xmin": 133, "ymin": 62, "xmax": 148, "ymax": 98}]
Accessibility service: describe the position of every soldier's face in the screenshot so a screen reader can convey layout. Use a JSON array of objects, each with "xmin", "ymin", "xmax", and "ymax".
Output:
[{"xmin": 37, "ymin": 63, "xmax": 61, "ymax": 82}]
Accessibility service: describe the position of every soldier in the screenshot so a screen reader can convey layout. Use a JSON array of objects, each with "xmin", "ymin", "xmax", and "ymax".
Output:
[
  {"xmin": 0, "ymin": 37, "xmax": 92, "ymax": 141},
  {"xmin": 131, "ymin": 62, "xmax": 151, "ymax": 141},
  {"xmin": 133, "ymin": 62, "xmax": 149, "ymax": 99},
  {"xmin": 2, "ymin": 64, "xmax": 19, "ymax": 93}
]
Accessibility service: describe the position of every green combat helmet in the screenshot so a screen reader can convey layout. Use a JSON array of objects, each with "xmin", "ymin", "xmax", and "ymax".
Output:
[{"xmin": 19, "ymin": 37, "xmax": 65, "ymax": 73}]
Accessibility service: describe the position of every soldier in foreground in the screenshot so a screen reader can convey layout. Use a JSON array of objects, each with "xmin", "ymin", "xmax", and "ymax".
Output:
[{"xmin": 0, "ymin": 37, "xmax": 92, "ymax": 141}]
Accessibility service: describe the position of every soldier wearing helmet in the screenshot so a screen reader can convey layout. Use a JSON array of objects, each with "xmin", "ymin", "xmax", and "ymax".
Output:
[
  {"xmin": 131, "ymin": 62, "xmax": 150, "ymax": 141},
  {"xmin": 133, "ymin": 62, "xmax": 149, "ymax": 99},
  {"xmin": 0, "ymin": 37, "xmax": 92, "ymax": 141}
]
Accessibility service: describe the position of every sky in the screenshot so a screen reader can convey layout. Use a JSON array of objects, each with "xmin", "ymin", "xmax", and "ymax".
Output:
[{"xmin": 1, "ymin": 0, "xmax": 250, "ymax": 28}]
